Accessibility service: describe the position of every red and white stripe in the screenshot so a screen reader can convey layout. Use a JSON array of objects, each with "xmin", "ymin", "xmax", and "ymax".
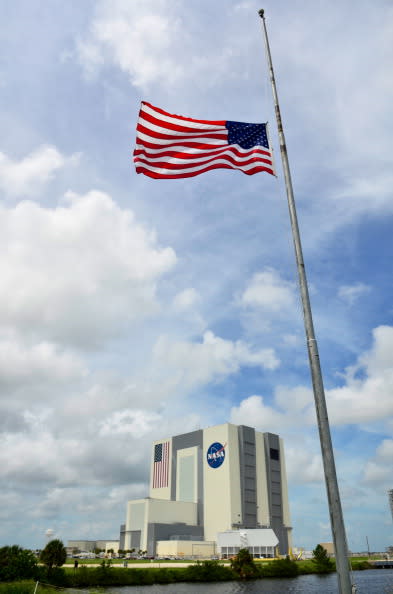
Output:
[
  {"xmin": 152, "ymin": 441, "xmax": 170, "ymax": 489},
  {"xmin": 133, "ymin": 102, "xmax": 275, "ymax": 179}
]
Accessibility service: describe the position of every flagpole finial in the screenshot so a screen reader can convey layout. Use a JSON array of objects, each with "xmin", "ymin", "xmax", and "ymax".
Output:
[{"xmin": 258, "ymin": 9, "xmax": 265, "ymax": 18}]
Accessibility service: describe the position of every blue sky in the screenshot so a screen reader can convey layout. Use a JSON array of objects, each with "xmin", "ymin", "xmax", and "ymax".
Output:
[{"xmin": 0, "ymin": 0, "xmax": 392, "ymax": 553}]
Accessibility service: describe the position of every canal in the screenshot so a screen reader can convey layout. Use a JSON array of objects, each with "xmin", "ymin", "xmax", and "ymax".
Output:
[{"xmin": 93, "ymin": 569, "xmax": 393, "ymax": 593}]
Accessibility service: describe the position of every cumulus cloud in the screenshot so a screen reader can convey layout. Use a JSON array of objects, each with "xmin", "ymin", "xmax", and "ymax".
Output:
[
  {"xmin": 76, "ymin": 0, "xmax": 251, "ymax": 93},
  {"xmin": 236, "ymin": 268, "xmax": 302, "ymax": 337},
  {"xmin": 230, "ymin": 391, "xmax": 323, "ymax": 487},
  {"xmin": 230, "ymin": 324, "xmax": 393, "ymax": 434},
  {"xmin": 231, "ymin": 325, "xmax": 393, "ymax": 434},
  {"xmin": 0, "ymin": 190, "xmax": 176, "ymax": 347},
  {"xmin": 274, "ymin": 385, "xmax": 314, "ymax": 414},
  {"xmin": 338, "ymin": 282, "xmax": 371, "ymax": 305},
  {"xmin": 0, "ymin": 420, "xmax": 149, "ymax": 489},
  {"xmin": 231, "ymin": 394, "xmax": 289, "ymax": 431},
  {"xmin": 151, "ymin": 330, "xmax": 279, "ymax": 395},
  {"xmin": 285, "ymin": 447, "xmax": 324, "ymax": 485},
  {"xmin": 172, "ymin": 288, "xmax": 200, "ymax": 310},
  {"xmin": 0, "ymin": 339, "xmax": 86, "ymax": 389},
  {"xmin": 335, "ymin": 174, "xmax": 393, "ymax": 216},
  {"xmin": 240, "ymin": 268, "xmax": 296, "ymax": 313},
  {"xmin": 327, "ymin": 325, "xmax": 393, "ymax": 426},
  {"xmin": 0, "ymin": 404, "xmax": 203, "ymax": 500},
  {"xmin": 0, "ymin": 336, "xmax": 87, "ymax": 430},
  {"xmin": 0, "ymin": 431, "xmax": 77, "ymax": 485},
  {"xmin": 77, "ymin": 0, "xmax": 185, "ymax": 89},
  {"xmin": 98, "ymin": 409, "xmax": 161, "ymax": 437},
  {"xmin": 362, "ymin": 439, "xmax": 393, "ymax": 486},
  {"xmin": 230, "ymin": 387, "xmax": 314, "ymax": 435},
  {"xmin": 0, "ymin": 145, "xmax": 79, "ymax": 197}
]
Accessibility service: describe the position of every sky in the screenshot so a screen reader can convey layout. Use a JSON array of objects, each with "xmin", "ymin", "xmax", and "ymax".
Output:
[{"xmin": 0, "ymin": 0, "xmax": 392, "ymax": 554}]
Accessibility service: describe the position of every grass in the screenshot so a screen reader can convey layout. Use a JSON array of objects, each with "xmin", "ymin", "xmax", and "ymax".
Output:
[
  {"xmin": 0, "ymin": 581, "xmax": 58, "ymax": 594},
  {"xmin": 65, "ymin": 557, "xmax": 197, "ymax": 565}
]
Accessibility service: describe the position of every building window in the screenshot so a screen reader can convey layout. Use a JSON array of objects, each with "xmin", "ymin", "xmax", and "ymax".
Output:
[{"xmin": 270, "ymin": 448, "xmax": 279, "ymax": 461}]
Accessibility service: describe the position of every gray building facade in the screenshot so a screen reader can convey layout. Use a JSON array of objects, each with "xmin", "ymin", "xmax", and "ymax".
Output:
[{"xmin": 124, "ymin": 423, "xmax": 292, "ymax": 556}]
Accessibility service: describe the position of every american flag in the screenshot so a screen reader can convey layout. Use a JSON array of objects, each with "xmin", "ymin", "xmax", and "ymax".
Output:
[
  {"xmin": 133, "ymin": 102, "xmax": 275, "ymax": 179},
  {"xmin": 152, "ymin": 441, "xmax": 170, "ymax": 489}
]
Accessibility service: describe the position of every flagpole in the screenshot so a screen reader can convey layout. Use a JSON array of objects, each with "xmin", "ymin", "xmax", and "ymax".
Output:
[{"xmin": 258, "ymin": 10, "xmax": 354, "ymax": 594}]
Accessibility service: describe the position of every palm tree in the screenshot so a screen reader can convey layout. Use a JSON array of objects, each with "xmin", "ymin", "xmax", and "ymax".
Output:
[{"xmin": 40, "ymin": 539, "xmax": 67, "ymax": 570}]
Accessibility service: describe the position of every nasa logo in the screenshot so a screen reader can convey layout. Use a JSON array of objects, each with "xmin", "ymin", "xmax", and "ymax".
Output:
[{"xmin": 206, "ymin": 442, "xmax": 226, "ymax": 468}]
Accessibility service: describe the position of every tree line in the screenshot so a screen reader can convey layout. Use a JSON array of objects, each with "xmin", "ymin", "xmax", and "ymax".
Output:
[{"xmin": 1, "ymin": 540, "xmax": 372, "ymax": 589}]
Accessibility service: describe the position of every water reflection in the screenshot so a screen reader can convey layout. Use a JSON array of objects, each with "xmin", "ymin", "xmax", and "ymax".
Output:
[{"xmin": 102, "ymin": 569, "xmax": 393, "ymax": 594}]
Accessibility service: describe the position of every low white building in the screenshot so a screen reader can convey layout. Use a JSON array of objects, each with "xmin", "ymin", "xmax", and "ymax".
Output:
[
  {"xmin": 156, "ymin": 540, "xmax": 216, "ymax": 559},
  {"xmin": 124, "ymin": 498, "xmax": 201, "ymax": 553},
  {"xmin": 105, "ymin": 541, "xmax": 120, "ymax": 555},
  {"xmin": 217, "ymin": 528, "xmax": 278, "ymax": 558}
]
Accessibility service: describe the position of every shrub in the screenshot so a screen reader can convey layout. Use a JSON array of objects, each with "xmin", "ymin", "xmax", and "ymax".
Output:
[
  {"xmin": 312, "ymin": 544, "xmax": 334, "ymax": 573},
  {"xmin": 39, "ymin": 567, "xmax": 69, "ymax": 587},
  {"xmin": 183, "ymin": 559, "xmax": 234, "ymax": 582},
  {"xmin": 230, "ymin": 549, "xmax": 258, "ymax": 579},
  {"xmin": 259, "ymin": 556, "xmax": 299, "ymax": 577},
  {"xmin": 0, "ymin": 546, "xmax": 38, "ymax": 582},
  {"xmin": 68, "ymin": 565, "xmax": 91, "ymax": 588},
  {"xmin": 154, "ymin": 567, "xmax": 182, "ymax": 583},
  {"xmin": 40, "ymin": 540, "xmax": 67, "ymax": 570},
  {"xmin": 351, "ymin": 560, "xmax": 371, "ymax": 571}
]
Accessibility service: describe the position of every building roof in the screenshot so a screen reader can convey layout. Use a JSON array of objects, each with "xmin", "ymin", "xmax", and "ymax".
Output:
[{"xmin": 217, "ymin": 528, "xmax": 279, "ymax": 547}]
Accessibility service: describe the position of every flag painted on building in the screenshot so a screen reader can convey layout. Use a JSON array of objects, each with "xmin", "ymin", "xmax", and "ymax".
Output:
[
  {"xmin": 133, "ymin": 102, "xmax": 275, "ymax": 179},
  {"xmin": 152, "ymin": 441, "xmax": 170, "ymax": 488}
]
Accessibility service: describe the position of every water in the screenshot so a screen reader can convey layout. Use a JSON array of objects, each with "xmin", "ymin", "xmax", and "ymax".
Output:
[{"xmin": 102, "ymin": 570, "xmax": 393, "ymax": 593}]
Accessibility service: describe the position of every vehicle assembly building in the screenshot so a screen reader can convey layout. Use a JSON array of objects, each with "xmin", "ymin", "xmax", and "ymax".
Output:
[{"xmin": 123, "ymin": 422, "xmax": 292, "ymax": 557}]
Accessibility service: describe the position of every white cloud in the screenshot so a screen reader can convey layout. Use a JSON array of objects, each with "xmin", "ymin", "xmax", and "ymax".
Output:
[
  {"xmin": 0, "ymin": 431, "xmax": 77, "ymax": 485},
  {"xmin": 76, "ymin": 0, "xmax": 250, "ymax": 94},
  {"xmin": 77, "ymin": 1, "xmax": 184, "ymax": 89},
  {"xmin": 240, "ymin": 268, "xmax": 296, "ymax": 313},
  {"xmin": 362, "ymin": 439, "xmax": 393, "ymax": 486},
  {"xmin": 230, "ymin": 393, "xmax": 323, "ymax": 486},
  {"xmin": 230, "ymin": 387, "xmax": 314, "ymax": 435},
  {"xmin": 151, "ymin": 330, "xmax": 279, "ymax": 394},
  {"xmin": 230, "ymin": 394, "xmax": 289, "ymax": 432},
  {"xmin": 363, "ymin": 460, "xmax": 391, "ymax": 486},
  {"xmin": 0, "ymin": 420, "xmax": 149, "ymax": 489},
  {"xmin": 231, "ymin": 325, "xmax": 393, "ymax": 433},
  {"xmin": 274, "ymin": 385, "xmax": 313, "ymax": 413},
  {"xmin": 0, "ymin": 145, "xmax": 79, "ymax": 197},
  {"xmin": 285, "ymin": 447, "xmax": 323, "ymax": 484},
  {"xmin": 0, "ymin": 339, "xmax": 86, "ymax": 388},
  {"xmin": 98, "ymin": 409, "xmax": 161, "ymax": 437},
  {"xmin": 376, "ymin": 439, "xmax": 393, "ymax": 460},
  {"xmin": 335, "ymin": 174, "xmax": 393, "ymax": 216},
  {"xmin": 338, "ymin": 282, "xmax": 371, "ymax": 305},
  {"xmin": 170, "ymin": 289, "xmax": 206, "ymax": 336},
  {"xmin": 327, "ymin": 326, "xmax": 393, "ymax": 426},
  {"xmin": 172, "ymin": 288, "xmax": 200, "ymax": 310},
  {"xmin": 282, "ymin": 334, "xmax": 302, "ymax": 347},
  {"xmin": 0, "ymin": 406, "xmax": 203, "ymax": 498},
  {"xmin": 0, "ymin": 191, "xmax": 176, "ymax": 347}
]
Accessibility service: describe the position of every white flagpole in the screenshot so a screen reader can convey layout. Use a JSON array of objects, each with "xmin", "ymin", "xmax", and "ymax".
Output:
[{"xmin": 258, "ymin": 9, "xmax": 355, "ymax": 594}]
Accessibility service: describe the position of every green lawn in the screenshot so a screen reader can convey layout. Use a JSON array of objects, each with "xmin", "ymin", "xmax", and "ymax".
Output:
[
  {"xmin": 0, "ymin": 582, "xmax": 57, "ymax": 594},
  {"xmin": 65, "ymin": 557, "xmax": 196, "ymax": 565}
]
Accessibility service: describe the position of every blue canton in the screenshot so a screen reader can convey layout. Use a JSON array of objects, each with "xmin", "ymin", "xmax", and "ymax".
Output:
[
  {"xmin": 154, "ymin": 443, "xmax": 163, "ymax": 462},
  {"xmin": 226, "ymin": 121, "xmax": 269, "ymax": 149}
]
